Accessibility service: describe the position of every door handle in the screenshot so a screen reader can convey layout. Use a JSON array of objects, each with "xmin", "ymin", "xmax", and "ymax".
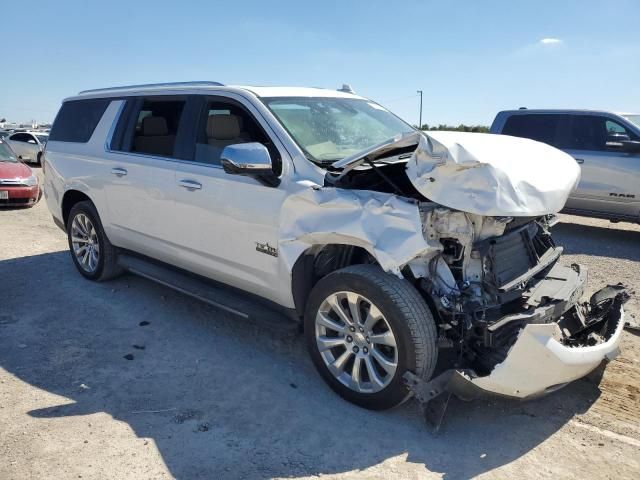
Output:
[
  {"xmin": 111, "ymin": 167, "xmax": 128, "ymax": 177},
  {"xmin": 179, "ymin": 179, "xmax": 202, "ymax": 191},
  {"xmin": 575, "ymin": 158, "xmax": 584, "ymax": 164}
]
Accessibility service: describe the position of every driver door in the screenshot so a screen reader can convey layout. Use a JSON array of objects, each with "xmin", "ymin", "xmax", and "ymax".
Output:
[{"xmin": 170, "ymin": 95, "xmax": 289, "ymax": 306}]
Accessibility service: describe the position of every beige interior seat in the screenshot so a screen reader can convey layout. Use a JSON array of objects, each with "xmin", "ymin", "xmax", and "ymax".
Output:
[
  {"xmin": 134, "ymin": 116, "xmax": 176, "ymax": 156},
  {"xmin": 207, "ymin": 114, "xmax": 249, "ymax": 149}
]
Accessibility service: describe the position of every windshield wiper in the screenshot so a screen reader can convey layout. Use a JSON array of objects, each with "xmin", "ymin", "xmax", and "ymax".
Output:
[{"xmin": 315, "ymin": 159, "xmax": 341, "ymax": 167}]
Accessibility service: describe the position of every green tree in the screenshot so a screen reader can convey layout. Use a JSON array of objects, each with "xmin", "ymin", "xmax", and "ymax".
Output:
[{"xmin": 416, "ymin": 123, "xmax": 489, "ymax": 133}]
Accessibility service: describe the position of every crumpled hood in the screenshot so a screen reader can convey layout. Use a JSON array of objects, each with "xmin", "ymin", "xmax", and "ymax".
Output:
[{"xmin": 406, "ymin": 131, "xmax": 581, "ymax": 216}]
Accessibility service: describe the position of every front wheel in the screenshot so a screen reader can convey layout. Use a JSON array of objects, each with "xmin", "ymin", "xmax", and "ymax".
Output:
[{"xmin": 304, "ymin": 264, "xmax": 438, "ymax": 410}]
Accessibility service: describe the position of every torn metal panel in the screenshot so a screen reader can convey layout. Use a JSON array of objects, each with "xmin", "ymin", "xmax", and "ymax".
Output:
[
  {"xmin": 406, "ymin": 132, "xmax": 581, "ymax": 216},
  {"xmin": 278, "ymin": 184, "xmax": 442, "ymax": 275}
]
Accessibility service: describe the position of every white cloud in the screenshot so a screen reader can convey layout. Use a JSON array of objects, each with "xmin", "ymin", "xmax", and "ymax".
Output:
[{"xmin": 540, "ymin": 38, "xmax": 562, "ymax": 45}]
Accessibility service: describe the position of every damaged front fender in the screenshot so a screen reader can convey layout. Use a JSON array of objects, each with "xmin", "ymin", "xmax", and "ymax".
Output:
[{"xmin": 278, "ymin": 185, "xmax": 441, "ymax": 276}]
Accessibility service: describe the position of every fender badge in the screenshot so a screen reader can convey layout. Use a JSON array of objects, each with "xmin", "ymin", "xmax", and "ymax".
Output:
[{"xmin": 256, "ymin": 241, "xmax": 278, "ymax": 257}]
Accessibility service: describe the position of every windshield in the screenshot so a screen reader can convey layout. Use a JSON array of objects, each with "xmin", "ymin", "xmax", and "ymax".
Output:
[
  {"xmin": 622, "ymin": 114, "xmax": 640, "ymax": 128},
  {"xmin": 0, "ymin": 142, "xmax": 18, "ymax": 162},
  {"xmin": 263, "ymin": 97, "xmax": 414, "ymax": 164},
  {"xmin": 35, "ymin": 134, "xmax": 49, "ymax": 144}
]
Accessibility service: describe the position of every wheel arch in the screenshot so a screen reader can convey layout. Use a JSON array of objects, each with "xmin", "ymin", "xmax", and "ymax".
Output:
[
  {"xmin": 61, "ymin": 189, "xmax": 94, "ymax": 228},
  {"xmin": 290, "ymin": 243, "xmax": 444, "ymax": 332},
  {"xmin": 291, "ymin": 243, "xmax": 380, "ymax": 318}
]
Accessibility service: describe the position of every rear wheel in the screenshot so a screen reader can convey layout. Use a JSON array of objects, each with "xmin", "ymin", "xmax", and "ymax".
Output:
[
  {"xmin": 67, "ymin": 201, "xmax": 122, "ymax": 281},
  {"xmin": 304, "ymin": 264, "xmax": 438, "ymax": 410}
]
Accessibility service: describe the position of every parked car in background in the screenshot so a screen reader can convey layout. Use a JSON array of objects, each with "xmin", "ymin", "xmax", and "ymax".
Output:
[
  {"xmin": 491, "ymin": 109, "xmax": 640, "ymax": 223},
  {"xmin": 0, "ymin": 139, "xmax": 41, "ymax": 207},
  {"xmin": 5, "ymin": 131, "xmax": 49, "ymax": 165}
]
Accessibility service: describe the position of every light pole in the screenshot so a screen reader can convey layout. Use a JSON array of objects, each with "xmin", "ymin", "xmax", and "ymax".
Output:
[{"xmin": 417, "ymin": 90, "xmax": 423, "ymax": 129}]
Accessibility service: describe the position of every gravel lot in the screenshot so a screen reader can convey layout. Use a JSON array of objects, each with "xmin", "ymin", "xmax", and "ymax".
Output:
[{"xmin": 1, "ymin": 169, "xmax": 639, "ymax": 479}]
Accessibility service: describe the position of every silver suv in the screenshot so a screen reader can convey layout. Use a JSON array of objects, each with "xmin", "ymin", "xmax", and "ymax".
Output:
[
  {"xmin": 44, "ymin": 83, "xmax": 628, "ymax": 415},
  {"xmin": 491, "ymin": 109, "xmax": 640, "ymax": 223}
]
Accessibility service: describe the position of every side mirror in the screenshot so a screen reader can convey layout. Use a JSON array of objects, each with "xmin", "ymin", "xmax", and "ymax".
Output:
[
  {"xmin": 28, "ymin": 139, "xmax": 37, "ymax": 144},
  {"xmin": 620, "ymin": 140, "xmax": 640, "ymax": 154},
  {"xmin": 221, "ymin": 143, "xmax": 280, "ymax": 187},
  {"xmin": 605, "ymin": 133, "xmax": 630, "ymax": 149}
]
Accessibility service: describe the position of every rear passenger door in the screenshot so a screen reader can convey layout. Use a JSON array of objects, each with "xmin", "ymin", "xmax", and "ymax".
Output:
[
  {"xmin": 562, "ymin": 114, "xmax": 640, "ymax": 218},
  {"xmin": 104, "ymin": 96, "xmax": 193, "ymax": 261},
  {"xmin": 169, "ymin": 94, "xmax": 289, "ymax": 305}
]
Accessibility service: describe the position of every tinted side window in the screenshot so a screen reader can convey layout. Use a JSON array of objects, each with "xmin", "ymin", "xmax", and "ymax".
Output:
[
  {"xmin": 10, "ymin": 133, "xmax": 32, "ymax": 142},
  {"xmin": 567, "ymin": 116, "xmax": 607, "ymax": 151},
  {"xmin": 566, "ymin": 115, "xmax": 638, "ymax": 151},
  {"xmin": 502, "ymin": 114, "xmax": 562, "ymax": 146},
  {"xmin": 49, "ymin": 99, "xmax": 110, "ymax": 143},
  {"xmin": 115, "ymin": 97, "xmax": 186, "ymax": 158}
]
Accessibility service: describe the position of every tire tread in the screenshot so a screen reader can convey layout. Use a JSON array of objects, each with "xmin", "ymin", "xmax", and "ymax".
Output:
[
  {"xmin": 305, "ymin": 264, "xmax": 438, "ymax": 409},
  {"xmin": 338, "ymin": 265, "xmax": 438, "ymax": 384},
  {"xmin": 67, "ymin": 201, "xmax": 122, "ymax": 282}
]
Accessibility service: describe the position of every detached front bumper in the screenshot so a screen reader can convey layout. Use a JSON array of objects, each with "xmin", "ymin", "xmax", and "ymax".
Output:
[
  {"xmin": 406, "ymin": 266, "xmax": 629, "ymax": 405},
  {"xmin": 465, "ymin": 303, "xmax": 624, "ymax": 398}
]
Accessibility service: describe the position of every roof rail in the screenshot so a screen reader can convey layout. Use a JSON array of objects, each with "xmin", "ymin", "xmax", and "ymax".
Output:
[{"xmin": 78, "ymin": 81, "xmax": 224, "ymax": 95}]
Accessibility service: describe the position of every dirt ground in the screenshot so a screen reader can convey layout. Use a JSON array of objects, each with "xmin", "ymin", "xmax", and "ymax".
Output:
[{"xmin": 1, "ymin": 168, "xmax": 639, "ymax": 479}]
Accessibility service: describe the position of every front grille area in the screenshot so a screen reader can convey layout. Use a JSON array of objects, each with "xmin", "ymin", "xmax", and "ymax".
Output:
[
  {"xmin": 490, "ymin": 226, "xmax": 536, "ymax": 287},
  {"xmin": 0, "ymin": 180, "xmax": 28, "ymax": 186},
  {"xmin": 479, "ymin": 221, "xmax": 555, "ymax": 293}
]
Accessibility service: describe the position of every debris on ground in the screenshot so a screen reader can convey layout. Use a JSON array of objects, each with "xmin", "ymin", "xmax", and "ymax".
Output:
[
  {"xmin": 196, "ymin": 422, "xmax": 210, "ymax": 432},
  {"xmin": 173, "ymin": 410, "xmax": 201, "ymax": 424}
]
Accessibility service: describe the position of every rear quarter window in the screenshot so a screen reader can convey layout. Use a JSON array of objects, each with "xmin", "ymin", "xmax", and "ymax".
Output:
[{"xmin": 49, "ymin": 99, "xmax": 111, "ymax": 143}]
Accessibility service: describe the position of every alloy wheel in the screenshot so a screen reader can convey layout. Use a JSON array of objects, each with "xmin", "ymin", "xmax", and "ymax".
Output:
[
  {"xmin": 70, "ymin": 213, "xmax": 100, "ymax": 273},
  {"xmin": 315, "ymin": 291, "xmax": 398, "ymax": 393}
]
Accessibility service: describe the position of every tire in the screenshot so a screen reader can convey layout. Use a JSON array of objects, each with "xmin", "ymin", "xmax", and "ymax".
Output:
[
  {"xmin": 66, "ymin": 201, "xmax": 122, "ymax": 281},
  {"xmin": 304, "ymin": 264, "xmax": 438, "ymax": 410}
]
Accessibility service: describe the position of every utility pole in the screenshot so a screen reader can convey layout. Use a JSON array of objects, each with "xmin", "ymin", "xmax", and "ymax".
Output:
[{"xmin": 416, "ymin": 90, "xmax": 423, "ymax": 129}]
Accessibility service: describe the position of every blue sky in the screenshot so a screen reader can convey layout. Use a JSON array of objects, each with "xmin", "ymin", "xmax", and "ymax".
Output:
[{"xmin": 2, "ymin": 0, "xmax": 639, "ymax": 125}]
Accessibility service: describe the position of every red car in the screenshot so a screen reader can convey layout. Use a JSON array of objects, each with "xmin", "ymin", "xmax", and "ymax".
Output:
[{"xmin": 0, "ymin": 139, "xmax": 41, "ymax": 207}]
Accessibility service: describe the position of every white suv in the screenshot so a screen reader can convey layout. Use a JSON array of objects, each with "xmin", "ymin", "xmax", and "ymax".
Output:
[{"xmin": 44, "ymin": 82, "xmax": 628, "ymax": 412}]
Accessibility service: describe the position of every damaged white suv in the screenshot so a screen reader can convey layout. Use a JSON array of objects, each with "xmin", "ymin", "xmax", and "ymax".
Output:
[{"xmin": 44, "ymin": 82, "xmax": 628, "ymax": 412}]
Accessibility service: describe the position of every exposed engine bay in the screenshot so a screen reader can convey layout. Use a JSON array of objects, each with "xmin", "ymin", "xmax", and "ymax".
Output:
[
  {"xmin": 410, "ymin": 206, "xmax": 628, "ymax": 376},
  {"xmin": 317, "ymin": 131, "xmax": 629, "ymax": 402}
]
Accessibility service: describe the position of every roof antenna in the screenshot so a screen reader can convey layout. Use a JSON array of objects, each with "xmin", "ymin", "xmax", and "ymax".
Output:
[{"xmin": 338, "ymin": 84, "xmax": 355, "ymax": 94}]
